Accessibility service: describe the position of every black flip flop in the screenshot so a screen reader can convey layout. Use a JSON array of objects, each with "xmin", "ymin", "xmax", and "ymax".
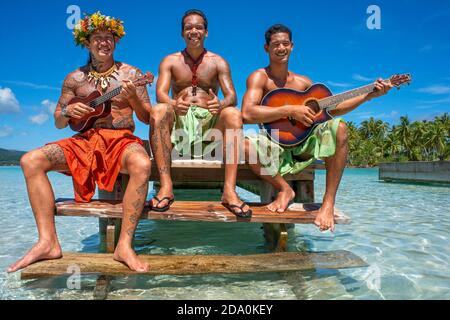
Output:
[
  {"xmin": 150, "ymin": 196, "xmax": 174, "ymax": 212},
  {"xmin": 221, "ymin": 202, "xmax": 253, "ymax": 219}
]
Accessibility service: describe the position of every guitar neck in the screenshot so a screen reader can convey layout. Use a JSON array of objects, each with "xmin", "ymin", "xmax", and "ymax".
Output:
[
  {"xmin": 318, "ymin": 83, "xmax": 377, "ymax": 109},
  {"xmin": 89, "ymin": 86, "xmax": 123, "ymax": 107}
]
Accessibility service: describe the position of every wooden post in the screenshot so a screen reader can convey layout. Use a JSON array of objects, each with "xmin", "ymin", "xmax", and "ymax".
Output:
[
  {"xmin": 259, "ymin": 182, "xmax": 288, "ymax": 252},
  {"xmin": 293, "ymin": 178, "xmax": 315, "ymax": 203}
]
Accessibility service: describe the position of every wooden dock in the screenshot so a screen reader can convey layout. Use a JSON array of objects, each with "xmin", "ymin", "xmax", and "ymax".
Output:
[{"xmin": 20, "ymin": 140, "xmax": 363, "ymax": 299}]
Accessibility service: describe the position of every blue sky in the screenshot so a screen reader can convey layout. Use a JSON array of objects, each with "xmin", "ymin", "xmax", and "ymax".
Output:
[{"xmin": 0, "ymin": 0, "xmax": 449, "ymax": 151}]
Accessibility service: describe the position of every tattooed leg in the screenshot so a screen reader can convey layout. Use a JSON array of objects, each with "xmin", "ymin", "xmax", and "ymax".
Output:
[
  {"xmin": 114, "ymin": 143, "xmax": 151, "ymax": 272},
  {"xmin": 149, "ymin": 103, "xmax": 175, "ymax": 209},
  {"xmin": 7, "ymin": 144, "xmax": 68, "ymax": 272}
]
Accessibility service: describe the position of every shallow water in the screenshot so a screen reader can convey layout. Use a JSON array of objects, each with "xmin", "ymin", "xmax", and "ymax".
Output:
[{"xmin": 0, "ymin": 167, "xmax": 449, "ymax": 300}]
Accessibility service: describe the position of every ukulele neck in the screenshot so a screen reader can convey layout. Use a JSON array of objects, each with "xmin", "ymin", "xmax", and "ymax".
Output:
[{"xmin": 89, "ymin": 86, "xmax": 123, "ymax": 107}]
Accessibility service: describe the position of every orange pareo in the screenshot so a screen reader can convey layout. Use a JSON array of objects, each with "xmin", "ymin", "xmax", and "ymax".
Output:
[{"xmin": 47, "ymin": 128, "xmax": 144, "ymax": 202}]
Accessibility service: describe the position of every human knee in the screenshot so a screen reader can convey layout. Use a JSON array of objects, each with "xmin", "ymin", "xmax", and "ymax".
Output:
[
  {"xmin": 150, "ymin": 103, "xmax": 172, "ymax": 126},
  {"xmin": 221, "ymin": 107, "xmax": 243, "ymax": 127},
  {"xmin": 336, "ymin": 122, "xmax": 348, "ymax": 145},
  {"xmin": 126, "ymin": 154, "xmax": 151, "ymax": 178},
  {"xmin": 20, "ymin": 150, "xmax": 48, "ymax": 174}
]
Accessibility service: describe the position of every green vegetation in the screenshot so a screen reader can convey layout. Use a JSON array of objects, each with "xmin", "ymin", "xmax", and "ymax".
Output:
[
  {"xmin": 347, "ymin": 113, "xmax": 450, "ymax": 167},
  {"xmin": 0, "ymin": 148, "xmax": 25, "ymax": 166}
]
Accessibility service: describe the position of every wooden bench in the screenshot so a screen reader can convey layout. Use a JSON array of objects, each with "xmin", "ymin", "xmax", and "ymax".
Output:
[{"xmin": 21, "ymin": 141, "xmax": 356, "ymax": 298}]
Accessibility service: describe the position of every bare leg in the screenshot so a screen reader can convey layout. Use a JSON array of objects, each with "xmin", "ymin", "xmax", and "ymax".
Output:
[
  {"xmin": 7, "ymin": 145, "xmax": 68, "ymax": 272},
  {"xmin": 314, "ymin": 122, "xmax": 348, "ymax": 232},
  {"xmin": 149, "ymin": 103, "xmax": 174, "ymax": 209},
  {"xmin": 113, "ymin": 144, "xmax": 151, "ymax": 272},
  {"xmin": 244, "ymin": 139, "xmax": 295, "ymax": 213},
  {"xmin": 214, "ymin": 108, "xmax": 251, "ymax": 215}
]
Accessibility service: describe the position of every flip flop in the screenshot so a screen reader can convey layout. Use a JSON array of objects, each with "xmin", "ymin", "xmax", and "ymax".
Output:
[
  {"xmin": 150, "ymin": 196, "xmax": 174, "ymax": 212},
  {"xmin": 221, "ymin": 202, "xmax": 253, "ymax": 219}
]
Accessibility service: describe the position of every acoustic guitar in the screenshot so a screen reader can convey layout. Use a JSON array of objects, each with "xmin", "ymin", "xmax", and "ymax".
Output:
[
  {"xmin": 260, "ymin": 74, "xmax": 412, "ymax": 147},
  {"xmin": 68, "ymin": 72, "xmax": 154, "ymax": 132}
]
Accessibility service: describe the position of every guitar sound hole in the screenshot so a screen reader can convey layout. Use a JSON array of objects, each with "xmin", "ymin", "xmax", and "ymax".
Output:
[{"xmin": 305, "ymin": 100, "xmax": 320, "ymax": 113}]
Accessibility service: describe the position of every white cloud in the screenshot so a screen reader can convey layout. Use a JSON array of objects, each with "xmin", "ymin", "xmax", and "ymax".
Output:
[
  {"xmin": 0, "ymin": 125, "xmax": 13, "ymax": 138},
  {"xmin": 0, "ymin": 87, "xmax": 20, "ymax": 113},
  {"xmin": 0, "ymin": 80, "xmax": 59, "ymax": 91},
  {"xmin": 29, "ymin": 113, "xmax": 49, "ymax": 125},
  {"xmin": 378, "ymin": 111, "xmax": 400, "ymax": 120},
  {"xmin": 352, "ymin": 74, "xmax": 374, "ymax": 82},
  {"xmin": 326, "ymin": 81, "xmax": 353, "ymax": 88},
  {"xmin": 417, "ymin": 85, "xmax": 450, "ymax": 95},
  {"xmin": 41, "ymin": 99, "xmax": 57, "ymax": 114},
  {"xmin": 29, "ymin": 99, "xmax": 57, "ymax": 125}
]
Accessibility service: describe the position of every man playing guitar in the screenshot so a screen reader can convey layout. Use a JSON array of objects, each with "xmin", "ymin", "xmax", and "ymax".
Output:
[
  {"xmin": 8, "ymin": 12, "xmax": 154, "ymax": 273},
  {"xmin": 242, "ymin": 24, "xmax": 394, "ymax": 232}
]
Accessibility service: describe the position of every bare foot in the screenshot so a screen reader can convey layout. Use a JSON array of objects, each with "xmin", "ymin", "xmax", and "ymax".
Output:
[
  {"xmin": 221, "ymin": 190, "xmax": 251, "ymax": 217},
  {"xmin": 150, "ymin": 185, "xmax": 174, "ymax": 210},
  {"xmin": 267, "ymin": 188, "xmax": 295, "ymax": 213},
  {"xmin": 113, "ymin": 244, "xmax": 149, "ymax": 272},
  {"xmin": 314, "ymin": 204, "xmax": 335, "ymax": 232},
  {"xmin": 7, "ymin": 239, "xmax": 62, "ymax": 273}
]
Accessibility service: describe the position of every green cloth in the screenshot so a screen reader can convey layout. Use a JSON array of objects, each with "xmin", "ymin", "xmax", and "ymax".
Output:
[
  {"xmin": 171, "ymin": 105, "xmax": 220, "ymax": 158},
  {"xmin": 247, "ymin": 118, "xmax": 343, "ymax": 176}
]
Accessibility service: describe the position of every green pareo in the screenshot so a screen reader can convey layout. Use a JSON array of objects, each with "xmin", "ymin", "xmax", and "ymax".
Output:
[
  {"xmin": 171, "ymin": 105, "xmax": 220, "ymax": 158},
  {"xmin": 246, "ymin": 118, "xmax": 343, "ymax": 176}
]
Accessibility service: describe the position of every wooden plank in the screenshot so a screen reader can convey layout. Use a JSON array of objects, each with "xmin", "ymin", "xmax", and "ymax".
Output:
[
  {"xmin": 21, "ymin": 251, "xmax": 367, "ymax": 279},
  {"xmin": 55, "ymin": 199, "xmax": 351, "ymax": 225}
]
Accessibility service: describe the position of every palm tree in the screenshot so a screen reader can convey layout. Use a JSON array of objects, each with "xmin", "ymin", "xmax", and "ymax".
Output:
[{"xmin": 425, "ymin": 119, "xmax": 448, "ymax": 161}]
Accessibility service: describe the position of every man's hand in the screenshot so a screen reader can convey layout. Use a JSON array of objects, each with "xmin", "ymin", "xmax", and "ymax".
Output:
[
  {"xmin": 64, "ymin": 102, "xmax": 94, "ymax": 120},
  {"xmin": 366, "ymin": 78, "xmax": 394, "ymax": 100},
  {"xmin": 207, "ymin": 89, "xmax": 222, "ymax": 115},
  {"xmin": 174, "ymin": 92, "xmax": 190, "ymax": 116},
  {"xmin": 122, "ymin": 79, "xmax": 138, "ymax": 101},
  {"xmin": 289, "ymin": 105, "xmax": 316, "ymax": 127}
]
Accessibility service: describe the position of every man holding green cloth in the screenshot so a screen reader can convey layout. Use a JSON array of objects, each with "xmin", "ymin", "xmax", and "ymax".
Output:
[
  {"xmin": 242, "ymin": 24, "xmax": 393, "ymax": 232},
  {"xmin": 150, "ymin": 9, "xmax": 252, "ymax": 217}
]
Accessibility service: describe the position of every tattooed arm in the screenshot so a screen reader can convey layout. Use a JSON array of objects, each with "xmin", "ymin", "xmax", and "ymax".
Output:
[
  {"xmin": 216, "ymin": 56, "xmax": 237, "ymax": 107},
  {"xmin": 54, "ymin": 74, "xmax": 77, "ymax": 129}
]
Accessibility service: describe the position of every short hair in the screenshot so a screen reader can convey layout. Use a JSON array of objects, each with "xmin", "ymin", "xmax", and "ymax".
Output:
[
  {"xmin": 265, "ymin": 24, "xmax": 292, "ymax": 45},
  {"xmin": 181, "ymin": 9, "xmax": 208, "ymax": 31}
]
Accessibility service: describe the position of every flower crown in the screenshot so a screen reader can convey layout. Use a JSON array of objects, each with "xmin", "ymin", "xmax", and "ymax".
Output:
[{"xmin": 73, "ymin": 11, "xmax": 125, "ymax": 47}]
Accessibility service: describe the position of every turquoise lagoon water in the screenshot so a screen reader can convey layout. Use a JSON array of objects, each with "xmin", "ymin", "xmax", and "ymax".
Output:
[{"xmin": 0, "ymin": 166, "xmax": 449, "ymax": 300}]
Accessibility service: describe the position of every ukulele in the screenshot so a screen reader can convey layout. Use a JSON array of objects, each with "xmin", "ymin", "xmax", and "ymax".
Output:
[
  {"xmin": 68, "ymin": 72, "xmax": 154, "ymax": 132},
  {"xmin": 260, "ymin": 74, "xmax": 412, "ymax": 147}
]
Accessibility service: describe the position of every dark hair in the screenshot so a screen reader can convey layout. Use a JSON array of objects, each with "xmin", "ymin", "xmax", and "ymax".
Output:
[
  {"xmin": 265, "ymin": 24, "xmax": 292, "ymax": 45},
  {"xmin": 181, "ymin": 9, "xmax": 208, "ymax": 31}
]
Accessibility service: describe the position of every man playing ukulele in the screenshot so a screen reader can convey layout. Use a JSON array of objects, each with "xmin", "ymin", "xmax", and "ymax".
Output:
[
  {"xmin": 150, "ymin": 9, "xmax": 252, "ymax": 217},
  {"xmin": 8, "ymin": 12, "xmax": 154, "ymax": 273},
  {"xmin": 242, "ymin": 24, "xmax": 393, "ymax": 232}
]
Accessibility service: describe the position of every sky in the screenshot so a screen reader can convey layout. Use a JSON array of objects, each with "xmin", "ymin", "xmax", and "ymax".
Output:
[{"xmin": 0, "ymin": 0, "xmax": 449, "ymax": 151}]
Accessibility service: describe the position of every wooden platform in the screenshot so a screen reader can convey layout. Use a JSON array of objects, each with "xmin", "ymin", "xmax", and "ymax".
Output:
[
  {"xmin": 21, "ymin": 250, "xmax": 367, "ymax": 279},
  {"xmin": 55, "ymin": 199, "xmax": 350, "ymax": 225}
]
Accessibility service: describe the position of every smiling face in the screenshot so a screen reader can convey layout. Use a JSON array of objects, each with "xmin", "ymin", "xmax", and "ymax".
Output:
[
  {"xmin": 86, "ymin": 29, "xmax": 116, "ymax": 62},
  {"xmin": 182, "ymin": 14, "xmax": 208, "ymax": 49},
  {"xmin": 264, "ymin": 32, "xmax": 294, "ymax": 64}
]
